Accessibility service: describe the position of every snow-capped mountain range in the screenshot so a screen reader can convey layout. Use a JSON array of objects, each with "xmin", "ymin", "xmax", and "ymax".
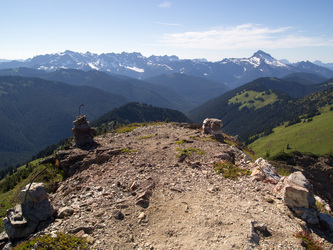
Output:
[{"xmin": 1, "ymin": 50, "xmax": 332, "ymax": 88}]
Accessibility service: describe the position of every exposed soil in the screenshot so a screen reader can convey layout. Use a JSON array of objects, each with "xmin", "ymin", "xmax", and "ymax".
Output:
[{"xmin": 40, "ymin": 123, "xmax": 332, "ymax": 249}]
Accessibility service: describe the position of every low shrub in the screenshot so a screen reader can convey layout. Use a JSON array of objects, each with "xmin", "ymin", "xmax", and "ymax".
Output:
[
  {"xmin": 176, "ymin": 147, "xmax": 205, "ymax": 158},
  {"xmin": 175, "ymin": 139, "xmax": 193, "ymax": 145},
  {"xmin": 213, "ymin": 161, "xmax": 251, "ymax": 180},
  {"xmin": 294, "ymin": 230, "xmax": 323, "ymax": 250},
  {"xmin": 15, "ymin": 233, "xmax": 90, "ymax": 249},
  {"xmin": 120, "ymin": 148, "xmax": 138, "ymax": 155},
  {"xmin": 137, "ymin": 134, "xmax": 155, "ymax": 140}
]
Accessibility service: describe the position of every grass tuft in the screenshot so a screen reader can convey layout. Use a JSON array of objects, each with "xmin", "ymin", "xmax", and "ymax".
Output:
[
  {"xmin": 120, "ymin": 148, "xmax": 138, "ymax": 155},
  {"xmin": 116, "ymin": 122, "xmax": 163, "ymax": 134},
  {"xmin": 14, "ymin": 233, "xmax": 90, "ymax": 249},
  {"xmin": 176, "ymin": 147, "xmax": 205, "ymax": 158},
  {"xmin": 294, "ymin": 230, "xmax": 323, "ymax": 250},
  {"xmin": 137, "ymin": 134, "xmax": 155, "ymax": 140},
  {"xmin": 175, "ymin": 139, "xmax": 193, "ymax": 145},
  {"xmin": 213, "ymin": 161, "xmax": 251, "ymax": 180}
]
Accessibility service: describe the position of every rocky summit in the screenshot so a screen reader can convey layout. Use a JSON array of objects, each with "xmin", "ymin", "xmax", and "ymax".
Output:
[{"xmin": 15, "ymin": 123, "xmax": 333, "ymax": 249}]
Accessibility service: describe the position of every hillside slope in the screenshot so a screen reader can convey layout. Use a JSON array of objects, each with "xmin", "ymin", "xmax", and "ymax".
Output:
[
  {"xmin": 41, "ymin": 69, "xmax": 193, "ymax": 112},
  {"xmin": 188, "ymin": 77, "xmax": 332, "ymax": 142},
  {"xmin": 0, "ymin": 76, "xmax": 127, "ymax": 168},
  {"xmin": 0, "ymin": 68, "xmax": 193, "ymax": 112},
  {"xmin": 282, "ymin": 72, "xmax": 327, "ymax": 85},
  {"xmin": 249, "ymin": 87, "xmax": 333, "ymax": 157},
  {"xmin": 91, "ymin": 102, "xmax": 192, "ymax": 129},
  {"xmin": 249, "ymin": 110, "xmax": 333, "ymax": 157}
]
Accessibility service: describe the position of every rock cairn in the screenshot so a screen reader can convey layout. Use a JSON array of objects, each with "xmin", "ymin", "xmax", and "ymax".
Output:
[
  {"xmin": 3, "ymin": 183, "xmax": 55, "ymax": 241},
  {"xmin": 72, "ymin": 115, "xmax": 95, "ymax": 148}
]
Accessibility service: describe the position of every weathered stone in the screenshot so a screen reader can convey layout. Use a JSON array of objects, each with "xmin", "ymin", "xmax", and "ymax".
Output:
[
  {"xmin": 274, "ymin": 172, "xmax": 318, "ymax": 224},
  {"xmin": 57, "ymin": 207, "xmax": 74, "ymax": 219},
  {"xmin": 319, "ymin": 213, "xmax": 333, "ymax": 232},
  {"xmin": 288, "ymin": 171, "xmax": 313, "ymax": 192},
  {"xmin": 136, "ymin": 199, "xmax": 149, "ymax": 208},
  {"xmin": 0, "ymin": 231, "xmax": 9, "ymax": 250},
  {"xmin": 112, "ymin": 210, "xmax": 124, "ymax": 220},
  {"xmin": 4, "ymin": 183, "xmax": 55, "ymax": 240},
  {"xmin": 68, "ymin": 226, "xmax": 94, "ymax": 234},
  {"xmin": 214, "ymin": 152, "xmax": 233, "ymax": 162},
  {"xmin": 19, "ymin": 183, "xmax": 48, "ymax": 205},
  {"xmin": 251, "ymin": 158, "xmax": 281, "ymax": 184},
  {"xmin": 231, "ymin": 146, "xmax": 252, "ymax": 163},
  {"xmin": 202, "ymin": 118, "xmax": 222, "ymax": 135},
  {"xmin": 285, "ymin": 172, "xmax": 316, "ymax": 208},
  {"xmin": 249, "ymin": 220, "xmax": 259, "ymax": 245},
  {"xmin": 293, "ymin": 207, "xmax": 319, "ymax": 224},
  {"xmin": 39, "ymin": 156, "xmax": 57, "ymax": 165},
  {"xmin": 56, "ymin": 148, "xmax": 90, "ymax": 176},
  {"xmin": 75, "ymin": 230, "xmax": 86, "ymax": 237},
  {"xmin": 283, "ymin": 182, "xmax": 312, "ymax": 208}
]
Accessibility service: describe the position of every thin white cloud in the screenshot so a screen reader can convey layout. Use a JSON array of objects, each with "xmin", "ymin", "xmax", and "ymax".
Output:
[
  {"xmin": 158, "ymin": 1, "xmax": 171, "ymax": 8},
  {"xmin": 154, "ymin": 21, "xmax": 180, "ymax": 26},
  {"xmin": 159, "ymin": 24, "xmax": 333, "ymax": 50}
]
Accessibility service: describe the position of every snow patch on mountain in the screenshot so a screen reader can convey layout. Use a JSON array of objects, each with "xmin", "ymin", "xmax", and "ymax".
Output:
[
  {"xmin": 124, "ymin": 65, "xmax": 145, "ymax": 73},
  {"xmin": 1, "ymin": 50, "xmax": 333, "ymax": 89},
  {"xmin": 88, "ymin": 63, "xmax": 100, "ymax": 70}
]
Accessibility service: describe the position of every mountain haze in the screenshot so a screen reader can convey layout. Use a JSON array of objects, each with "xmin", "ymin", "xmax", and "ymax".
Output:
[
  {"xmin": 0, "ymin": 76, "xmax": 127, "ymax": 168},
  {"xmin": 145, "ymin": 73, "xmax": 230, "ymax": 107},
  {"xmin": 1, "ymin": 50, "xmax": 332, "ymax": 89},
  {"xmin": 282, "ymin": 72, "xmax": 327, "ymax": 85},
  {"xmin": 0, "ymin": 68, "xmax": 194, "ymax": 112}
]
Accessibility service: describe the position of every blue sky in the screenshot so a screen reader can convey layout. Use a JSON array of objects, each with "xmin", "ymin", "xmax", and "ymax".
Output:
[{"xmin": 1, "ymin": 0, "xmax": 332, "ymax": 62}]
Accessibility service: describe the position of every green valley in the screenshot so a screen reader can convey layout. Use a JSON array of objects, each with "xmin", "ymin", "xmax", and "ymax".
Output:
[
  {"xmin": 249, "ymin": 107, "xmax": 333, "ymax": 158},
  {"xmin": 228, "ymin": 90, "xmax": 279, "ymax": 110}
]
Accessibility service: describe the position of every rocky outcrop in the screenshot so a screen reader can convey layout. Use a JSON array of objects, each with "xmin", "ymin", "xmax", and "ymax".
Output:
[
  {"xmin": 3, "ymin": 183, "xmax": 55, "ymax": 240},
  {"xmin": 55, "ymin": 147, "xmax": 122, "ymax": 176},
  {"xmin": 72, "ymin": 115, "xmax": 96, "ymax": 148}
]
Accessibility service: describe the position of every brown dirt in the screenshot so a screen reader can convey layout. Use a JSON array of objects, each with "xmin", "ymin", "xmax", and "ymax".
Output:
[{"xmin": 44, "ymin": 123, "xmax": 332, "ymax": 249}]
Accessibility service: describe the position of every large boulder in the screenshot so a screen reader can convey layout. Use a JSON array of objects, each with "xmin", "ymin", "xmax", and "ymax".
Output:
[
  {"xmin": 274, "ymin": 172, "xmax": 318, "ymax": 224},
  {"xmin": 19, "ymin": 183, "xmax": 48, "ymax": 205}
]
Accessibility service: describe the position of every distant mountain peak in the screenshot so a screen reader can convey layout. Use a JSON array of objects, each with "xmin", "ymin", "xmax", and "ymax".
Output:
[
  {"xmin": 250, "ymin": 50, "xmax": 287, "ymax": 68},
  {"xmin": 252, "ymin": 50, "xmax": 272, "ymax": 58},
  {"xmin": 1, "ymin": 50, "xmax": 333, "ymax": 89}
]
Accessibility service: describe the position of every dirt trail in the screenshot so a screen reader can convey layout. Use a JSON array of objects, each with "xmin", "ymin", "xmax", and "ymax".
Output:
[{"xmin": 46, "ymin": 123, "xmax": 331, "ymax": 249}]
